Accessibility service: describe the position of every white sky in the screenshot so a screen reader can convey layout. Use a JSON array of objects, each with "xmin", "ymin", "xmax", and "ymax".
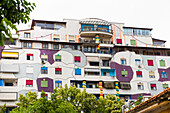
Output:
[{"xmin": 18, "ymin": 0, "xmax": 170, "ymax": 47}]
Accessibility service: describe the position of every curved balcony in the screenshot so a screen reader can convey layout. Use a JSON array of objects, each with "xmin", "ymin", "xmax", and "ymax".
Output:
[{"xmin": 79, "ymin": 27, "xmax": 113, "ymax": 37}]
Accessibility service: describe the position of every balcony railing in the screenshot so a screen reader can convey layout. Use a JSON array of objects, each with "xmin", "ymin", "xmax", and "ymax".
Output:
[{"xmin": 79, "ymin": 27, "xmax": 113, "ymax": 34}]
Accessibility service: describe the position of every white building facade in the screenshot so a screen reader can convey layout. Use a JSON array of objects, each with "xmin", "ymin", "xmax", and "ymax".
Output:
[{"xmin": 0, "ymin": 18, "xmax": 170, "ymax": 111}]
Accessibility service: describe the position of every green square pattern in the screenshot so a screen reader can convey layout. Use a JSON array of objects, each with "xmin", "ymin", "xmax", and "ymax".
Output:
[
  {"xmin": 160, "ymin": 60, "xmax": 165, "ymax": 67},
  {"xmin": 55, "ymin": 55, "xmax": 61, "ymax": 60},
  {"xmin": 41, "ymin": 81, "xmax": 48, "ymax": 87},
  {"xmin": 121, "ymin": 71, "xmax": 128, "ymax": 75},
  {"xmin": 130, "ymin": 40, "xmax": 136, "ymax": 45},
  {"xmin": 163, "ymin": 84, "xmax": 168, "ymax": 88}
]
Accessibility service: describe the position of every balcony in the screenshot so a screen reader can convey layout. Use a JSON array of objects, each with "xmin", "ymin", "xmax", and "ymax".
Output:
[
  {"xmin": 0, "ymin": 92, "xmax": 17, "ymax": 100},
  {"xmin": 79, "ymin": 27, "xmax": 113, "ymax": 37}
]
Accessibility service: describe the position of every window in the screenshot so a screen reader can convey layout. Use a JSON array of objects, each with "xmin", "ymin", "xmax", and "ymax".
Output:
[
  {"xmin": 161, "ymin": 71, "xmax": 167, "ymax": 78},
  {"xmin": 123, "ymin": 28, "xmax": 133, "ymax": 35},
  {"xmin": 46, "ymin": 23, "xmax": 54, "ymax": 30},
  {"xmin": 26, "ymin": 80, "xmax": 33, "ymax": 87},
  {"xmin": 24, "ymin": 33, "xmax": 30, "ymax": 38},
  {"xmin": 89, "ymin": 62, "xmax": 99, "ymax": 66},
  {"xmin": 55, "ymin": 68, "xmax": 62, "ymax": 74},
  {"xmin": 88, "ymin": 83, "xmax": 97, "ymax": 88},
  {"xmin": 163, "ymin": 84, "xmax": 168, "ymax": 89},
  {"xmin": 42, "ymin": 43, "xmax": 48, "ymax": 49},
  {"xmin": 55, "ymin": 81, "xmax": 62, "ymax": 88},
  {"xmin": 56, "ymin": 25, "xmax": 62, "ymax": 30},
  {"xmin": 75, "ymin": 69, "xmax": 81, "ymax": 75},
  {"xmin": 121, "ymin": 58, "xmax": 126, "ymax": 65},
  {"xmin": 138, "ymin": 83, "xmax": 144, "ymax": 90},
  {"xmin": 135, "ymin": 59, "xmax": 141, "ymax": 66},
  {"xmin": 55, "ymin": 55, "xmax": 61, "ymax": 61},
  {"xmin": 120, "ymin": 82, "xmax": 131, "ymax": 89},
  {"xmin": 41, "ymin": 94, "xmax": 48, "ymax": 99},
  {"xmin": 147, "ymin": 60, "xmax": 153, "ymax": 66},
  {"xmin": 69, "ymin": 35, "xmax": 75, "ymax": 42},
  {"xmin": 6, "ymin": 39, "xmax": 16, "ymax": 45},
  {"xmin": 130, "ymin": 40, "xmax": 136, "ymax": 45},
  {"xmin": 150, "ymin": 84, "xmax": 157, "ymax": 90},
  {"xmin": 122, "ymin": 70, "xmax": 128, "ymax": 77},
  {"xmin": 160, "ymin": 60, "xmax": 165, "ymax": 67},
  {"xmin": 41, "ymin": 55, "xmax": 48, "ymax": 61},
  {"xmin": 53, "ymin": 34, "xmax": 60, "ymax": 41},
  {"xmin": 27, "ymin": 54, "xmax": 33, "ymax": 60},
  {"xmin": 41, "ymin": 80, "xmax": 48, "ymax": 87},
  {"xmin": 136, "ymin": 71, "xmax": 142, "ymax": 77},
  {"xmin": 53, "ymin": 44, "xmax": 59, "ymax": 50},
  {"xmin": 103, "ymin": 72, "xmax": 110, "ymax": 76},
  {"xmin": 23, "ymin": 42, "xmax": 32, "ymax": 48},
  {"xmin": 149, "ymin": 71, "xmax": 155, "ymax": 78},
  {"xmin": 41, "ymin": 67, "xmax": 48, "ymax": 74},
  {"xmin": 116, "ymin": 39, "xmax": 122, "ymax": 44},
  {"xmin": 1, "ymin": 52, "xmax": 19, "ymax": 60},
  {"xmin": 36, "ymin": 23, "xmax": 45, "ymax": 29},
  {"xmin": 74, "ymin": 56, "xmax": 81, "ymax": 63},
  {"xmin": 102, "ymin": 60, "xmax": 109, "ymax": 67}
]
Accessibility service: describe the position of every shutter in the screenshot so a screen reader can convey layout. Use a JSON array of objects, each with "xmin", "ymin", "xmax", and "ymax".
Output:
[
  {"xmin": 130, "ymin": 40, "xmax": 136, "ymax": 45},
  {"xmin": 41, "ymin": 67, "xmax": 48, "ymax": 70},
  {"xmin": 74, "ymin": 56, "xmax": 80, "ymax": 62},
  {"xmin": 55, "ymin": 81, "xmax": 62, "ymax": 83},
  {"xmin": 27, "ymin": 54, "xmax": 33, "ymax": 56},
  {"xmin": 75, "ymin": 69, "xmax": 81, "ymax": 75},
  {"xmin": 0, "ymin": 80, "xmax": 3, "ymax": 86},
  {"xmin": 116, "ymin": 39, "xmax": 122, "ymax": 44},
  {"xmin": 69, "ymin": 35, "xmax": 75, "ymax": 40},
  {"xmin": 163, "ymin": 84, "xmax": 168, "ymax": 88},
  {"xmin": 147, "ymin": 60, "xmax": 153, "ymax": 66},
  {"xmin": 53, "ymin": 34, "xmax": 60, "ymax": 38},
  {"xmin": 121, "ymin": 71, "xmax": 128, "ymax": 75},
  {"xmin": 41, "ymin": 55, "xmax": 48, "ymax": 59},
  {"xmin": 55, "ymin": 55, "xmax": 61, "ymax": 60},
  {"xmin": 41, "ymin": 81, "xmax": 48, "ymax": 87},
  {"xmin": 2, "ymin": 52, "xmax": 18, "ymax": 58},
  {"xmin": 160, "ymin": 60, "xmax": 165, "ymax": 67},
  {"xmin": 26, "ymin": 80, "xmax": 33, "ymax": 85},
  {"xmin": 149, "ymin": 71, "xmax": 155, "ymax": 76},
  {"xmin": 55, "ymin": 68, "xmax": 62, "ymax": 71},
  {"xmin": 136, "ymin": 71, "xmax": 142, "ymax": 75},
  {"xmin": 150, "ymin": 84, "xmax": 156, "ymax": 87}
]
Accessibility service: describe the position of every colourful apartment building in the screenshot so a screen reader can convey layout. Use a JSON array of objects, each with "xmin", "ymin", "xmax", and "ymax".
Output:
[{"xmin": 0, "ymin": 18, "xmax": 170, "ymax": 111}]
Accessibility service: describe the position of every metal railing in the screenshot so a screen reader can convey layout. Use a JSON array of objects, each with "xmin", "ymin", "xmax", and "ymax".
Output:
[{"xmin": 79, "ymin": 27, "xmax": 113, "ymax": 34}]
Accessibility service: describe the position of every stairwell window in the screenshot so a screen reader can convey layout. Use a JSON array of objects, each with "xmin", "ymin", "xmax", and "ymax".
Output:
[
  {"xmin": 55, "ymin": 68, "xmax": 62, "ymax": 74},
  {"xmin": 41, "ymin": 67, "xmax": 48, "ymax": 74},
  {"xmin": 27, "ymin": 54, "xmax": 33, "ymax": 60},
  {"xmin": 74, "ymin": 56, "xmax": 81, "ymax": 63},
  {"xmin": 135, "ymin": 59, "xmax": 141, "ymax": 66},
  {"xmin": 136, "ymin": 71, "xmax": 142, "ymax": 77},
  {"xmin": 161, "ymin": 71, "xmax": 167, "ymax": 78},
  {"xmin": 53, "ymin": 44, "xmax": 59, "ymax": 50},
  {"xmin": 55, "ymin": 81, "xmax": 62, "ymax": 88},
  {"xmin": 121, "ymin": 58, "xmax": 126, "ymax": 65},
  {"xmin": 150, "ymin": 84, "xmax": 157, "ymax": 90},
  {"xmin": 137, "ymin": 83, "xmax": 144, "ymax": 90},
  {"xmin": 26, "ymin": 80, "xmax": 33, "ymax": 87}
]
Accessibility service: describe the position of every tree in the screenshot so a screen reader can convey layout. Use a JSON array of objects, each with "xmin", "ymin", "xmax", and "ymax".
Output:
[
  {"xmin": 9, "ymin": 84, "xmax": 125, "ymax": 113},
  {"xmin": 0, "ymin": 0, "xmax": 36, "ymax": 46}
]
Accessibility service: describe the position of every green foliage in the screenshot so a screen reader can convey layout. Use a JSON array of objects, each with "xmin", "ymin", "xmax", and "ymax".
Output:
[
  {"xmin": 134, "ymin": 94, "xmax": 143, "ymax": 106},
  {"xmin": 0, "ymin": 103, "xmax": 6, "ymax": 113},
  {"xmin": 0, "ymin": 0, "xmax": 36, "ymax": 46},
  {"xmin": 9, "ymin": 84, "xmax": 125, "ymax": 113}
]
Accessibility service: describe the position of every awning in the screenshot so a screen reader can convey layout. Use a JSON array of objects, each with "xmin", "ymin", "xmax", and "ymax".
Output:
[
  {"xmin": 84, "ymin": 68, "xmax": 100, "ymax": 72},
  {"xmin": 87, "ymin": 57, "xmax": 99, "ymax": 62},
  {"xmin": 0, "ymin": 73, "xmax": 17, "ymax": 79},
  {"xmin": 2, "ymin": 52, "xmax": 18, "ymax": 58}
]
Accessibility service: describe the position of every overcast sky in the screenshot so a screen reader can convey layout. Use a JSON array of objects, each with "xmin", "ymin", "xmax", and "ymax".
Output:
[{"xmin": 18, "ymin": 0, "xmax": 170, "ymax": 47}]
